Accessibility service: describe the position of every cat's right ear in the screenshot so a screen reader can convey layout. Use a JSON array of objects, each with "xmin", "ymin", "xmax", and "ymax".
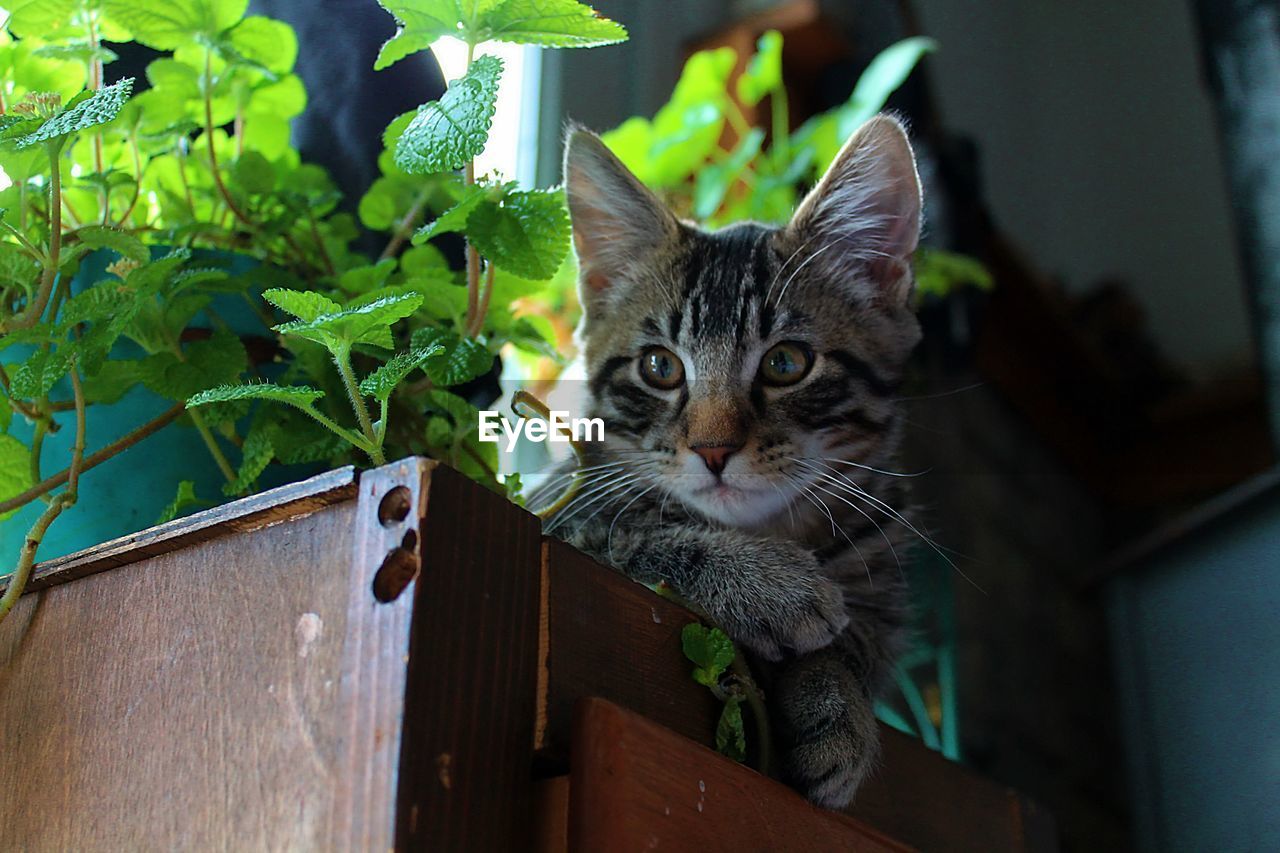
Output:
[{"xmin": 563, "ymin": 127, "xmax": 679, "ymax": 310}]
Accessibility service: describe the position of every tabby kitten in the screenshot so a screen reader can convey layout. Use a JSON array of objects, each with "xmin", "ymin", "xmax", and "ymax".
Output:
[{"xmin": 538, "ymin": 115, "xmax": 923, "ymax": 809}]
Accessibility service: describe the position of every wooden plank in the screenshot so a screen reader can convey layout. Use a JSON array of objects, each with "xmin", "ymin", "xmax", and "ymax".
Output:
[
  {"xmin": 394, "ymin": 463, "xmax": 544, "ymax": 851},
  {"xmin": 536, "ymin": 539, "xmax": 720, "ymax": 758},
  {"xmin": 0, "ymin": 459, "xmax": 416, "ymax": 850},
  {"xmin": 7, "ymin": 464, "xmax": 358, "ymax": 595},
  {"xmin": 569, "ymin": 697, "xmax": 913, "ymax": 853},
  {"xmin": 538, "ymin": 542, "xmax": 1058, "ymax": 852},
  {"xmin": 533, "ymin": 777, "xmax": 570, "ymax": 853}
]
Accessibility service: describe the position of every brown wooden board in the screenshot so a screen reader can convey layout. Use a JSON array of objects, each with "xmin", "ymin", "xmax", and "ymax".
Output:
[
  {"xmin": 395, "ymin": 463, "xmax": 543, "ymax": 851},
  {"xmin": 569, "ymin": 697, "xmax": 913, "ymax": 853},
  {"xmin": 538, "ymin": 540, "xmax": 1058, "ymax": 852},
  {"xmin": 0, "ymin": 459, "xmax": 544, "ymax": 853}
]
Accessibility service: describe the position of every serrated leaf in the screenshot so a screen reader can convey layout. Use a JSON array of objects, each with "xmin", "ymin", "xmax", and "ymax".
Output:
[
  {"xmin": 395, "ymin": 55, "xmax": 502, "ymax": 175},
  {"xmin": 412, "ymin": 327, "xmax": 494, "ymax": 386},
  {"xmin": 373, "ymin": 0, "xmax": 461, "ymax": 71},
  {"xmin": 223, "ymin": 15, "xmax": 297, "ymax": 75},
  {"xmin": 60, "ymin": 283, "xmax": 135, "ymax": 325},
  {"xmin": 104, "ymin": 0, "xmax": 249, "ymax": 50},
  {"xmin": 80, "ymin": 359, "xmax": 141, "ymax": 405},
  {"xmin": 74, "ymin": 224, "xmax": 150, "ymax": 263},
  {"xmin": 715, "ymin": 694, "xmax": 746, "ymax": 762},
  {"xmin": 274, "ymin": 293, "xmax": 423, "ymax": 350},
  {"xmin": 225, "ymin": 424, "xmax": 273, "ymax": 496},
  {"xmin": 412, "ymin": 182, "xmax": 486, "ymax": 243},
  {"xmin": 681, "ymin": 623, "xmax": 736, "ymax": 687},
  {"xmin": 423, "ymin": 388, "xmax": 480, "ymax": 434},
  {"xmin": 10, "ymin": 348, "xmax": 74, "ymax": 399},
  {"xmin": 262, "ymin": 287, "xmax": 342, "ymax": 322},
  {"xmin": 358, "ymin": 344, "xmax": 445, "ymax": 402},
  {"xmin": 156, "ymin": 480, "xmax": 201, "ymax": 524},
  {"xmin": 187, "ymin": 382, "xmax": 324, "ymax": 408},
  {"xmin": 15, "ymin": 78, "xmax": 135, "ymax": 148},
  {"xmin": 736, "ymin": 30, "xmax": 782, "ymax": 107},
  {"xmin": 337, "ymin": 259, "xmax": 397, "ymax": 295},
  {"xmin": 466, "ymin": 188, "xmax": 570, "ymax": 280},
  {"xmin": 482, "ymin": 0, "xmax": 627, "ymax": 48},
  {"xmin": 0, "ymin": 434, "xmax": 32, "ymax": 521}
]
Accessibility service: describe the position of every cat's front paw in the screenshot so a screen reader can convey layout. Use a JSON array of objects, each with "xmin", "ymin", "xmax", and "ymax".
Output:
[
  {"xmin": 721, "ymin": 562, "xmax": 849, "ymax": 661},
  {"xmin": 776, "ymin": 654, "xmax": 879, "ymax": 809}
]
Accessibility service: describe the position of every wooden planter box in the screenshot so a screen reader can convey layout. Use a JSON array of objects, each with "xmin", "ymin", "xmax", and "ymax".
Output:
[{"xmin": 0, "ymin": 458, "xmax": 1056, "ymax": 851}]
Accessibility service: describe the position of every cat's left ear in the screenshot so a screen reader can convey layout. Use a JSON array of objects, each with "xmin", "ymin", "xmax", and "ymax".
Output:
[{"xmin": 780, "ymin": 115, "xmax": 922, "ymax": 307}]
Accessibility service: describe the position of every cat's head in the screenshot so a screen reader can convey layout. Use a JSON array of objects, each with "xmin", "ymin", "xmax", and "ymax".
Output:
[{"xmin": 563, "ymin": 116, "xmax": 923, "ymax": 527}]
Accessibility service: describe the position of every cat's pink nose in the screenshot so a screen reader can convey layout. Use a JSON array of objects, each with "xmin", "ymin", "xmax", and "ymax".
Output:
[{"xmin": 692, "ymin": 444, "xmax": 741, "ymax": 476}]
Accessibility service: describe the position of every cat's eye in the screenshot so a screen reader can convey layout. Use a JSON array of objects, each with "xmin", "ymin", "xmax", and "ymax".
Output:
[
  {"xmin": 759, "ymin": 342, "xmax": 813, "ymax": 386},
  {"xmin": 639, "ymin": 347, "xmax": 685, "ymax": 389}
]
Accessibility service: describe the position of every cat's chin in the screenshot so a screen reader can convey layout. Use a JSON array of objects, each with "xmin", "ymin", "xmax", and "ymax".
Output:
[{"xmin": 682, "ymin": 482, "xmax": 791, "ymax": 528}]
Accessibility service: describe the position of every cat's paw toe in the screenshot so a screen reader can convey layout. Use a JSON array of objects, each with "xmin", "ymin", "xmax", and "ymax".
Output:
[
  {"xmin": 784, "ymin": 736, "xmax": 866, "ymax": 809},
  {"xmin": 731, "ymin": 576, "xmax": 849, "ymax": 660}
]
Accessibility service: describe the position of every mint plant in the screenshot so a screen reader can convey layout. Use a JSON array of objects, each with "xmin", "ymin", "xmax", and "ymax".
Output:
[{"xmin": 0, "ymin": 0, "xmax": 627, "ymax": 623}]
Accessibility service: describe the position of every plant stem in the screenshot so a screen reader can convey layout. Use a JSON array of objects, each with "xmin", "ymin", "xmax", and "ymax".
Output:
[
  {"xmin": 190, "ymin": 408, "xmax": 237, "ymax": 485},
  {"xmin": 378, "ymin": 185, "xmax": 432, "ymax": 262},
  {"xmin": 460, "ymin": 39, "xmax": 486, "ymax": 338},
  {"xmin": 0, "ymin": 403, "xmax": 184, "ymax": 516},
  {"xmin": 307, "ymin": 209, "xmax": 336, "ymax": 277},
  {"xmin": 0, "ymin": 363, "xmax": 88, "ymax": 626},
  {"xmin": 3, "ymin": 140, "xmax": 63, "ymax": 332},
  {"xmin": 30, "ymin": 418, "xmax": 53, "ymax": 505},
  {"xmin": 467, "ymin": 261, "xmax": 495, "ymax": 337},
  {"xmin": 334, "ymin": 348, "xmax": 384, "ymax": 465}
]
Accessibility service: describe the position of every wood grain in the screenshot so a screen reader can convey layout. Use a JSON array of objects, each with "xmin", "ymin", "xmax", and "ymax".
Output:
[
  {"xmin": 538, "ymin": 540, "xmax": 1058, "ymax": 852},
  {"xmin": 7, "ymin": 464, "xmax": 357, "ymax": 595},
  {"xmin": 394, "ymin": 463, "xmax": 543, "ymax": 851},
  {"xmin": 0, "ymin": 460, "xmax": 420, "ymax": 851},
  {"xmin": 568, "ymin": 697, "xmax": 913, "ymax": 853}
]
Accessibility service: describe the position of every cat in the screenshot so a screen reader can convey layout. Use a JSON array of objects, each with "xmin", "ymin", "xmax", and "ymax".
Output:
[{"xmin": 534, "ymin": 114, "xmax": 924, "ymax": 809}]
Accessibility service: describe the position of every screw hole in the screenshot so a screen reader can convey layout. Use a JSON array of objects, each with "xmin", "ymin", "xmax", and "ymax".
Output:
[
  {"xmin": 378, "ymin": 485, "xmax": 413, "ymax": 527},
  {"xmin": 372, "ymin": 547, "xmax": 420, "ymax": 603}
]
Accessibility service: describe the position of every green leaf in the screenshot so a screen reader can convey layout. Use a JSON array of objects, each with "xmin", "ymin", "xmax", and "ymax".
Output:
[
  {"xmin": 14, "ymin": 77, "xmax": 135, "ymax": 148},
  {"xmin": 481, "ymin": 0, "xmax": 627, "ymax": 48},
  {"xmin": 274, "ymin": 293, "xmax": 423, "ymax": 350},
  {"xmin": 262, "ymin": 288, "xmax": 342, "ymax": 322},
  {"xmin": 225, "ymin": 423, "xmax": 273, "ymax": 496},
  {"xmin": 337, "ymin": 259, "xmax": 397, "ymax": 296},
  {"xmin": 373, "ymin": 0, "xmax": 461, "ymax": 72},
  {"xmin": 222, "ymin": 15, "xmax": 297, "ymax": 75},
  {"xmin": 137, "ymin": 330, "xmax": 247, "ymax": 400},
  {"xmin": 10, "ymin": 348, "xmax": 73, "ymax": 399},
  {"xmin": 104, "ymin": 0, "xmax": 249, "ymax": 50},
  {"xmin": 374, "ymin": 0, "xmax": 625, "ymax": 70},
  {"xmin": 913, "ymin": 247, "xmax": 994, "ymax": 300},
  {"xmin": 74, "ymin": 224, "xmax": 149, "ymax": 263},
  {"xmin": 357, "ymin": 343, "xmax": 444, "ymax": 401},
  {"xmin": 395, "ymin": 54, "xmax": 502, "ymax": 176},
  {"xmin": 412, "ymin": 182, "xmax": 487, "ymax": 243},
  {"xmin": 466, "ymin": 188, "xmax": 569, "ymax": 280},
  {"xmin": 681, "ymin": 623, "xmax": 736, "ymax": 688},
  {"xmin": 850, "ymin": 36, "xmax": 936, "ymax": 118},
  {"xmin": 187, "ymin": 382, "xmax": 324, "ymax": 408},
  {"xmin": 156, "ymin": 480, "xmax": 201, "ymax": 524},
  {"xmin": 80, "ymin": 359, "xmax": 140, "ymax": 404},
  {"xmin": 715, "ymin": 694, "xmax": 747, "ymax": 762},
  {"xmin": 412, "ymin": 327, "xmax": 494, "ymax": 386},
  {"xmin": 230, "ymin": 150, "xmax": 275, "ymax": 195},
  {"xmin": 736, "ymin": 30, "xmax": 782, "ymax": 107},
  {"xmin": 0, "ymin": 434, "xmax": 32, "ymax": 521},
  {"xmin": 693, "ymin": 128, "xmax": 764, "ymax": 220}
]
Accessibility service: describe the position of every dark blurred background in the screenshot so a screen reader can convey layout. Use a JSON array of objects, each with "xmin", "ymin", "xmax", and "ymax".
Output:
[{"xmin": 534, "ymin": 2, "xmax": 1278, "ymax": 851}]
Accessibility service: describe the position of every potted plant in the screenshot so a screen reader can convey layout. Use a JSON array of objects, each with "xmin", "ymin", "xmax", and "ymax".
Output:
[{"xmin": 0, "ymin": 0, "xmax": 627, "ymax": 619}]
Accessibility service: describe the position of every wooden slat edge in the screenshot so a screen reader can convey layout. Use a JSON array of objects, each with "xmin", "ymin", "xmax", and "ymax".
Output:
[{"xmin": 9, "ymin": 464, "xmax": 359, "ymax": 594}]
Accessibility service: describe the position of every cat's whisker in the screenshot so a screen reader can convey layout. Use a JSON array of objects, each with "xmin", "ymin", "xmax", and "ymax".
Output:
[
  {"xmin": 785, "ymin": 473, "xmax": 873, "ymax": 586},
  {"xmin": 806, "ymin": 479, "xmax": 903, "ymax": 579},
  {"xmin": 811, "ymin": 457, "xmax": 930, "ymax": 478},
  {"xmin": 792, "ymin": 460, "xmax": 985, "ymax": 593},
  {"xmin": 544, "ymin": 470, "xmax": 653, "ymax": 532},
  {"xmin": 572, "ymin": 470, "xmax": 659, "ymax": 533},
  {"xmin": 527, "ymin": 464, "xmax": 632, "ymax": 512},
  {"xmin": 607, "ymin": 482, "xmax": 660, "ymax": 562}
]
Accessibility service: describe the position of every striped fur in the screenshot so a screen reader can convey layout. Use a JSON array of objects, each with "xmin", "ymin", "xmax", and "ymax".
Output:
[{"xmin": 537, "ymin": 116, "xmax": 924, "ymax": 809}]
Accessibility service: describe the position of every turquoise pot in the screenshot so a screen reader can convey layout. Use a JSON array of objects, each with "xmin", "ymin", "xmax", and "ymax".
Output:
[{"xmin": 1, "ymin": 249, "xmax": 309, "ymax": 567}]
